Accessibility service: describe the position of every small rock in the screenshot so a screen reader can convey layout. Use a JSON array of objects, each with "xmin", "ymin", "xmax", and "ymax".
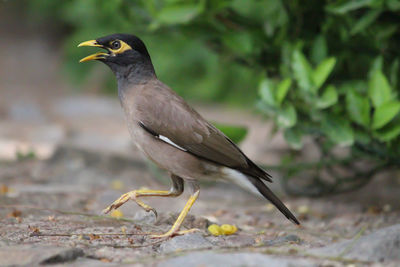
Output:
[
  {"xmin": 41, "ymin": 248, "xmax": 84, "ymax": 264},
  {"xmin": 308, "ymin": 223, "xmax": 400, "ymax": 262},
  {"xmin": 0, "ymin": 245, "xmax": 83, "ymax": 266},
  {"xmin": 158, "ymin": 233, "xmax": 213, "ymax": 253},
  {"xmin": 133, "ymin": 210, "xmax": 157, "ymax": 224}
]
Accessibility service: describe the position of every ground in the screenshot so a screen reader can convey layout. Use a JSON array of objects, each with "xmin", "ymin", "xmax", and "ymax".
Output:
[
  {"xmin": 1, "ymin": 96, "xmax": 400, "ymax": 267},
  {"xmin": 1, "ymin": 9, "xmax": 400, "ymax": 266}
]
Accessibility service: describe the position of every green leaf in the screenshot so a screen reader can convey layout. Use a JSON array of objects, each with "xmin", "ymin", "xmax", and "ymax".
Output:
[
  {"xmin": 312, "ymin": 57, "xmax": 336, "ymax": 91},
  {"xmin": 368, "ymin": 55, "xmax": 383, "ymax": 78},
  {"xmin": 350, "ymin": 9, "xmax": 382, "ymax": 35},
  {"xmin": 311, "ymin": 35, "xmax": 327, "ymax": 65},
  {"xmin": 222, "ymin": 32, "xmax": 254, "ymax": 55},
  {"xmin": 213, "ymin": 123, "xmax": 248, "ymax": 143},
  {"xmin": 372, "ymin": 101, "xmax": 400, "ymax": 129},
  {"xmin": 374, "ymin": 119, "xmax": 400, "ymax": 142},
  {"xmin": 368, "ymin": 70, "xmax": 393, "ymax": 107},
  {"xmin": 322, "ymin": 115, "xmax": 354, "ymax": 146},
  {"xmin": 316, "ymin": 85, "xmax": 338, "ymax": 109},
  {"xmin": 275, "ymin": 78, "xmax": 292, "ymax": 105},
  {"xmin": 156, "ymin": 4, "xmax": 202, "ymax": 25},
  {"xmin": 292, "ymin": 50, "xmax": 313, "ymax": 92},
  {"xmin": 284, "ymin": 127, "xmax": 303, "ymax": 150},
  {"xmin": 346, "ymin": 90, "xmax": 370, "ymax": 127},
  {"xmin": 326, "ymin": 0, "xmax": 378, "ymax": 15},
  {"xmin": 259, "ymin": 78, "xmax": 276, "ymax": 106},
  {"xmin": 277, "ymin": 104, "xmax": 297, "ymax": 129}
]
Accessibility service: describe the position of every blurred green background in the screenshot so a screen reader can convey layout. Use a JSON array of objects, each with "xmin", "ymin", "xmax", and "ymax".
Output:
[{"xmin": 11, "ymin": 0, "xmax": 400, "ymax": 194}]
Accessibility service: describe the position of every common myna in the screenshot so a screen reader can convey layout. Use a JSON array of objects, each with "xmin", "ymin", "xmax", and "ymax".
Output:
[{"xmin": 78, "ymin": 34, "xmax": 299, "ymax": 238}]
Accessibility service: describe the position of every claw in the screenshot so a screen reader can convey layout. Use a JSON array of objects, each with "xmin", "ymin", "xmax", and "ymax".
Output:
[
  {"xmin": 148, "ymin": 207, "xmax": 158, "ymax": 219},
  {"xmin": 102, "ymin": 207, "xmax": 111, "ymax": 214},
  {"xmin": 102, "ymin": 190, "xmax": 159, "ymax": 217}
]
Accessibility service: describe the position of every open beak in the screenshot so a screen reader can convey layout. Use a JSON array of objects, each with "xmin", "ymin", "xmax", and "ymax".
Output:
[{"xmin": 78, "ymin": 40, "xmax": 109, "ymax": 62}]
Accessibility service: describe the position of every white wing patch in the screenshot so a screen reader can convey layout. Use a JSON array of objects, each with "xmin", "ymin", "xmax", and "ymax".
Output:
[
  {"xmin": 159, "ymin": 135, "xmax": 187, "ymax": 151},
  {"xmin": 221, "ymin": 167, "xmax": 262, "ymax": 197}
]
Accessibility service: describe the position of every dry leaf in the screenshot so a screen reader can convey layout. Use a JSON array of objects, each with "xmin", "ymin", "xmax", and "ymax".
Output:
[
  {"xmin": 0, "ymin": 184, "xmax": 9, "ymax": 195},
  {"xmin": 28, "ymin": 225, "xmax": 41, "ymax": 236},
  {"xmin": 7, "ymin": 209, "xmax": 22, "ymax": 218},
  {"xmin": 89, "ymin": 234, "xmax": 100, "ymax": 240}
]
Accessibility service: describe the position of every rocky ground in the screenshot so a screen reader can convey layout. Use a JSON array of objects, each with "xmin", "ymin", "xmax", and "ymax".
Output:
[
  {"xmin": 1, "ymin": 96, "xmax": 400, "ymax": 267},
  {"xmin": 1, "ymin": 6, "xmax": 400, "ymax": 266}
]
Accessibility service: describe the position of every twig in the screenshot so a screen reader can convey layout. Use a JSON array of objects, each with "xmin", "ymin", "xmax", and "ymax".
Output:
[
  {"xmin": 35, "ymin": 232, "xmax": 153, "ymax": 237},
  {"xmin": 338, "ymin": 226, "xmax": 367, "ymax": 258}
]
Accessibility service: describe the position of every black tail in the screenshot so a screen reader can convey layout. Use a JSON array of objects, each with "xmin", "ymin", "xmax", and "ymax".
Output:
[{"xmin": 248, "ymin": 176, "xmax": 300, "ymax": 225}]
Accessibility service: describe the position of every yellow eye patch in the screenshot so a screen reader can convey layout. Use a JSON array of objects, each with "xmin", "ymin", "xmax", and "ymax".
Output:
[{"xmin": 109, "ymin": 40, "xmax": 132, "ymax": 54}]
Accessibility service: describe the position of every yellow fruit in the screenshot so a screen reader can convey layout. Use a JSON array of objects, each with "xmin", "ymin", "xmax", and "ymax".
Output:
[
  {"xmin": 208, "ymin": 224, "xmax": 223, "ymax": 236},
  {"xmin": 220, "ymin": 224, "xmax": 238, "ymax": 235}
]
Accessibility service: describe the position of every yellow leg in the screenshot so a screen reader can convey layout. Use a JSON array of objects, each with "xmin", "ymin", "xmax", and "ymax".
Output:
[
  {"xmin": 151, "ymin": 190, "xmax": 200, "ymax": 238},
  {"xmin": 103, "ymin": 174, "xmax": 184, "ymax": 217},
  {"xmin": 103, "ymin": 189, "xmax": 180, "ymax": 217}
]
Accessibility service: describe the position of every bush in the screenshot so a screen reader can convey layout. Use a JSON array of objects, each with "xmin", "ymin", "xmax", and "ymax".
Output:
[{"xmin": 27, "ymin": 0, "xmax": 400, "ymax": 194}]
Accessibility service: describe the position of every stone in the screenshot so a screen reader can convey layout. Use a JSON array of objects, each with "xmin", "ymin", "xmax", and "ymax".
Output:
[
  {"xmin": 40, "ymin": 247, "xmax": 84, "ymax": 264},
  {"xmin": 207, "ymin": 234, "xmax": 255, "ymax": 247},
  {"xmin": 308, "ymin": 224, "xmax": 400, "ymax": 262},
  {"xmin": 133, "ymin": 210, "xmax": 157, "ymax": 224},
  {"xmin": 158, "ymin": 233, "xmax": 213, "ymax": 253},
  {"xmin": 158, "ymin": 251, "xmax": 316, "ymax": 267},
  {"xmin": 0, "ymin": 245, "xmax": 83, "ymax": 266}
]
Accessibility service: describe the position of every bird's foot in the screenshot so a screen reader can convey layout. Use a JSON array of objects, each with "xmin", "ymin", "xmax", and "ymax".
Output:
[
  {"xmin": 150, "ymin": 228, "xmax": 201, "ymax": 239},
  {"xmin": 102, "ymin": 190, "xmax": 157, "ymax": 217}
]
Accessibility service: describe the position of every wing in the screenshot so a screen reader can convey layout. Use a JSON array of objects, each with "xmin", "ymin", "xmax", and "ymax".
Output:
[{"xmin": 136, "ymin": 81, "xmax": 271, "ymax": 182}]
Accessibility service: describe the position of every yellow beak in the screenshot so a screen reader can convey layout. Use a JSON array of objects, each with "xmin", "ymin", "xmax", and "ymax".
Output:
[{"xmin": 78, "ymin": 40, "xmax": 108, "ymax": 62}]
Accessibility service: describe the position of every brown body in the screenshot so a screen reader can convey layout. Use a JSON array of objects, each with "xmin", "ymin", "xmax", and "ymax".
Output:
[{"xmin": 120, "ymin": 79, "xmax": 210, "ymax": 181}]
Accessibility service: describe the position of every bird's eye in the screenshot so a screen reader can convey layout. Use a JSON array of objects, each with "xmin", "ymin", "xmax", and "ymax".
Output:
[{"xmin": 111, "ymin": 41, "xmax": 121, "ymax": 50}]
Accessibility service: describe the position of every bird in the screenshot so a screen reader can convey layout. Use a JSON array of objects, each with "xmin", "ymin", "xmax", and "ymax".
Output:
[{"xmin": 78, "ymin": 34, "xmax": 299, "ymax": 238}]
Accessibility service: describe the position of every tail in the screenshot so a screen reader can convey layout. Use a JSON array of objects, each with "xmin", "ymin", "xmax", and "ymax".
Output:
[{"xmin": 248, "ymin": 176, "xmax": 300, "ymax": 225}]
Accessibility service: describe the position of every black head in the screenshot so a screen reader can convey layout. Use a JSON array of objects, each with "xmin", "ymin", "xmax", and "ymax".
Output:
[{"xmin": 78, "ymin": 34, "xmax": 155, "ymax": 79}]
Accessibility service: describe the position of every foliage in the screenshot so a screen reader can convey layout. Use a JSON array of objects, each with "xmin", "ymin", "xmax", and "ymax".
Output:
[
  {"xmin": 26, "ymin": 0, "xmax": 261, "ymax": 106},
  {"xmin": 26, "ymin": 0, "xmax": 400, "ymax": 194}
]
